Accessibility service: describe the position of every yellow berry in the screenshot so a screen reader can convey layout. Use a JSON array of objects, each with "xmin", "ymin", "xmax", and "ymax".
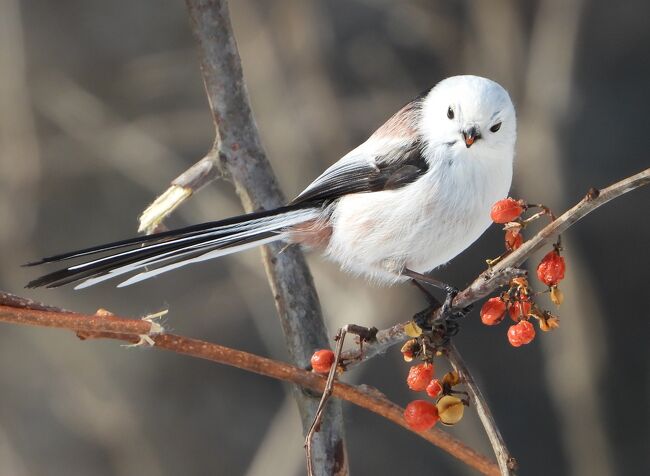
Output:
[{"xmin": 436, "ymin": 395, "xmax": 465, "ymax": 425}]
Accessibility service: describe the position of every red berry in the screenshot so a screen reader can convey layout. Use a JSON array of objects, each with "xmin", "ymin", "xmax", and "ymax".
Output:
[
  {"xmin": 490, "ymin": 198, "xmax": 524, "ymax": 224},
  {"xmin": 505, "ymin": 229, "xmax": 524, "ymax": 250},
  {"xmin": 310, "ymin": 349, "xmax": 335, "ymax": 374},
  {"xmin": 480, "ymin": 297, "xmax": 507, "ymax": 325},
  {"xmin": 426, "ymin": 379, "xmax": 443, "ymax": 398},
  {"xmin": 508, "ymin": 299, "xmax": 532, "ymax": 322},
  {"xmin": 406, "ymin": 362, "xmax": 434, "ymax": 391},
  {"xmin": 536, "ymin": 250, "xmax": 566, "ymax": 286},
  {"xmin": 507, "ymin": 320, "xmax": 536, "ymax": 347},
  {"xmin": 404, "ymin": 400, "xmax": 439, "ymax": 431}
]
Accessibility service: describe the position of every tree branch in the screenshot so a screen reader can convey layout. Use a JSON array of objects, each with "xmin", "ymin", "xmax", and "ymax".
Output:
[
  {"xmin": 340, "ymin": 267, "xmax": 525, "ymax": 367},
  {"xmin": 136, "ymin": 1, "xmax": 348, "ymax": 473},
  {"xmin": 447, "ymin": 343, "xmax": 517, "ymax": 475},
  {"xmin": 340, "ymin": 168, "xmax": 650, "ymax": 366},
  {"xmin": 0, "ymin": 295, "xmax": 500, "ymax": 476}
]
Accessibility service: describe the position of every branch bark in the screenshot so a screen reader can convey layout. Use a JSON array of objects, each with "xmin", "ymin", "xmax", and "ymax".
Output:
[
  {"xmin": 447, "ymin": 343, "xmax": 517, "ymax": 475},
  {"xmin": 0, "ymin": 295, "xmax": 500, "ymax": 476},
  {"xmin": 137, "ymin": 1, "xmax": 348, "ymax": 473},
  {"xmin": 340, "ymin": 168, "xmax": 650, "ymax": 367}
]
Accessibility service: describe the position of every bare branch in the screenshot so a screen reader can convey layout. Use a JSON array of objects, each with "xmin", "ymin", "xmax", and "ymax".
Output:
[
  {"xmin": 447, "ymin": 343, "xmax": 517, "ymax": 475},
  {"xmin": 489, "ymin": 168, "xmax": 649, "ymax": 271},
  {"xmin": 136, "ymin": 1, "xmax": 349, "ymax": 472},
  {"xmin": 0, "ymin": 303, "xmax": 162, "ymax": 337},
  {"xmin": 0, "ymin": 294, "xmax": 499, "ymax": 476},
  {"xmin": 0, "ymin": 290, "xmax": 71, "ymax": 312},
  {"xmin": 341, "ymin": 167, "xmax": 650, "ymax": 366}
]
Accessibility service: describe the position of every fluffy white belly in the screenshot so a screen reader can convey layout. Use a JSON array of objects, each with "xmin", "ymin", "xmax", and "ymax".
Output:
[{"xmin": 324, "ymin": 158, "xmax": 512, "ymax": 284}]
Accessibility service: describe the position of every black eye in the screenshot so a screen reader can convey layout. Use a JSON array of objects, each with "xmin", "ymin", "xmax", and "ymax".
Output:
[
  {"xmin": 447, "ymin": 107, "xmax": 454, "ymax": 120},
  {"xmin": 490, "ymin": 122, "xmax": 502, "ymax": 133}
]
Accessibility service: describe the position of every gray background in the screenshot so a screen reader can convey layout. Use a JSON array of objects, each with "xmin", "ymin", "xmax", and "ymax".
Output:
[{"xmin": 0, "ymin": 0, "xmax": 648, "ymax": 475}]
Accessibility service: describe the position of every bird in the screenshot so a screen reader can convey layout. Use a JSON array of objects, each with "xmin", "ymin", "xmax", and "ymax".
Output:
[{"xmin": 26, "ymin": 75, "xmax": 517, "ymax": 309}]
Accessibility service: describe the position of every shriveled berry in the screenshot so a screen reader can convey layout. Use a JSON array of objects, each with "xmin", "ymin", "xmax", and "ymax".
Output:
[
  {"xmin": 491, "ymin": 198, "xmax": 524, "ymax": 224},
  {"xmin": 505, "ymin": 229, "xmax": 524, "ymax": 250},
  {"xmin": 441, "ymin": 370, "xmax": 460, "ymax": 387},
  {"xmin": 550, "ymin": 285, "xmax": 564, "ymax": 306},
  {"xmin": 507, "ymin": 320, "xmax": 536, "ymax": 347},
  {"xmin": 426, "ymin": 379, "xmax": 443, "ymax": 398},
  {"xmin": 539, "ymin": 313, "xmax": 560, "ymax": 332},
  {"xmin": 407, "ymin": 362, "xmax": 434, "ymax": 391},
  {"xmin": 400, "ymin": 339, "xmax": 419, "ymax": 362},
  {"xmin": 508, "ymin": 299, "xmax": 532, "ymax": 322},
  {"xmin": 310, "ymin": 349, "xmax": 335, "ymax": 374},
  {"xmin": 480, "ymin": 297, "xmax": 506, "ymax": 325},
  {"xmin": 511, "ymin": 277, "xmax": 529, "ymax": 289},
  {"xmin": 404, "ymin": 400, "xmax": 439, "ymax": 431},
  {"xmin": 436, "ymin": 395, "xmax": 465, "ymax": 425},
  {"xmin": 536, "ymin": 250, "xmax": 566, "ymax": 286}
]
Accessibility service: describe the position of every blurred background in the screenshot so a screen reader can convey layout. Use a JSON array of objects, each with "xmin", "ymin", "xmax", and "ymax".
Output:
[{"xmin": 0, "ymin": 0, "xmax": 648, "ymax": 474}]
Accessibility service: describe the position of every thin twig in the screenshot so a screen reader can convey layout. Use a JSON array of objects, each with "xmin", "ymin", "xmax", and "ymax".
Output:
[
  {"xmin": 303, "ymin": 324, "xmax": 376, "ymax": 474},
  {"xmin": 341, "ymin": 168, "xmax": 650, "ymax": 366},
  {"xmin": 305, "ymin": 326, "xmax": 347, "ymax": 476},
  {"xmin": 0, "ymin": 295, "xmax": 499, "ymax": 476},
  {"xmin": 447, "ymin": 342, "xmax": 517, "ymax": 475}
]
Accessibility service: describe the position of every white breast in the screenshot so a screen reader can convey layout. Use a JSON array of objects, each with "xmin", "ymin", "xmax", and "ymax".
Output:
[{"xmin": 324, "ymin": 145, "xmax": 513, "ymax": 285}]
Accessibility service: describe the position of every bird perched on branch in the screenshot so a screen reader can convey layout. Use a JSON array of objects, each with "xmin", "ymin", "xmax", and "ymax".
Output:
[{"xmin": 26, "ymin": 75, "xmax": 516, "ymax": 315}]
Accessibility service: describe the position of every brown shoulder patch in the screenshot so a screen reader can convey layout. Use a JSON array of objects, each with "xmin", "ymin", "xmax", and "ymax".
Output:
[
  {"xmin": 288, "ymin": 219, "xmax": 333, "ymax": 249},
  {"xmin": 370, "ymin": 99, "xmax": 422, "ymax": 140}
]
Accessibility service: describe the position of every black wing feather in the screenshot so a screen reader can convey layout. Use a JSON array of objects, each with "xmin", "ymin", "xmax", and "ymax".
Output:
[{"xmin": 291, "ymin": 140, "xmax": 427, "ymax": 205}]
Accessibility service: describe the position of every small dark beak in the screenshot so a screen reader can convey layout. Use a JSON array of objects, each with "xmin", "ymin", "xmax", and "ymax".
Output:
[{"xmin": 463, "ymin": 126, "xmax": 481, "ymax": 148}]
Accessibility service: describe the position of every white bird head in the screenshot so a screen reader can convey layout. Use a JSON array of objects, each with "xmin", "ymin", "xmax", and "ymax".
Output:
[{"xmin": 420, "ymin": 75, "xmax": 516, "ymax": 160}]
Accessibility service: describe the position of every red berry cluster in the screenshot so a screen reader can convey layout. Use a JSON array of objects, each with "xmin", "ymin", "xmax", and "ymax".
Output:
[
  {"xmin": 399, "ymin": 348, "xmax": 467, "ymax": 432},
  {"xmin": 480, "ymin": 277, "xmax": 561, "ymax": 347},
  {"xmin": 483, "ymin": 198, "xmax": 567, "ymax": 347},
  {"xmin": 480, "ymin": 198, "xmax": 566, "ymax": 347}
]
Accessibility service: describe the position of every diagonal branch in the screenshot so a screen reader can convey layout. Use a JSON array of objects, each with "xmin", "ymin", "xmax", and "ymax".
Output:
[
  {"xmin": 136, "ymin": 1, "xmax": 348, "ymax": 473},
  {"xmin": 447, "ymin": 343, "xmax": 517, "ymax": 475},
  {"xmin": 0, "ymin": 294, "xmax": 500, "ymax": 476},
  {"xmin": 340, "ymin": 168, "xmax": 650, "ymax": 367}
]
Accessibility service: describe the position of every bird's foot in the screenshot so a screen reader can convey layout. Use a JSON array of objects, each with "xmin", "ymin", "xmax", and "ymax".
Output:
[{"xmin": 412, "ymin": 287, "xmax": 472, "ymax": 343}]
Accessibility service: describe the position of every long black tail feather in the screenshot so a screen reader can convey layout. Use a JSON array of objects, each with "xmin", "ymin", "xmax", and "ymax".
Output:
[
  {"xmin": 25, "ymin": 204, "xmax": 319, "ymax": 289},
  {"xmin": 24, "ymin": 205, "xmax": 305, "ymax": 267}
]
